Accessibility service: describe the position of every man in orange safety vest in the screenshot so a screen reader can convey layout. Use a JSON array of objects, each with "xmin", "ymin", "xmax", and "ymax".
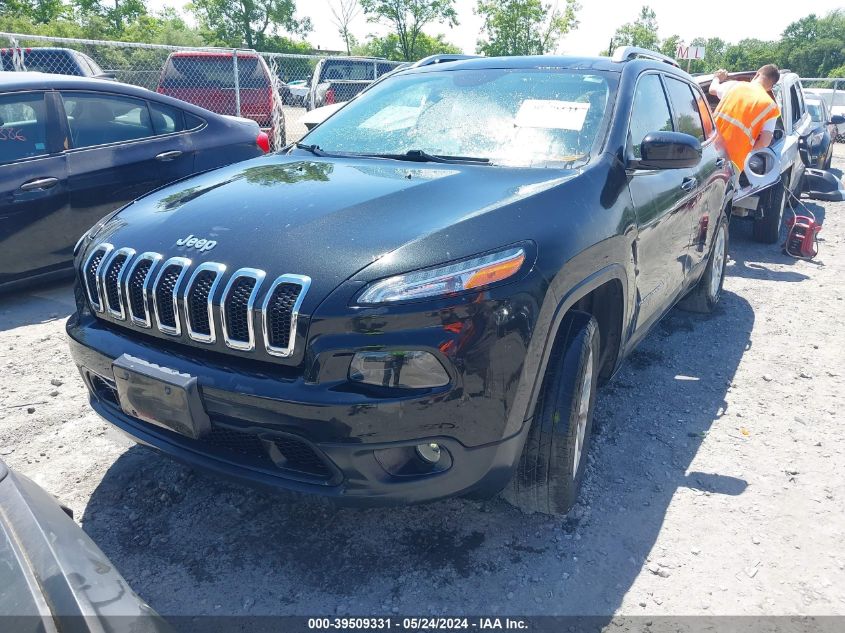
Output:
[{"xmin": 709, "ymin": 64, "xmax": 781, "ymax": 172}]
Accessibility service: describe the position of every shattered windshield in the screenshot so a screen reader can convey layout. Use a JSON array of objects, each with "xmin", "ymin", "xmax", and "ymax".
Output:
[{"xmin": 302, "ymin": 68, "xmax": 614, "ymax": 168}]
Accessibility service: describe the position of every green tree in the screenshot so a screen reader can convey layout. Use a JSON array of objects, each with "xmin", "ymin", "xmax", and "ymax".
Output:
[
  {"xmin": 611, "ymin": 5, "xmax": 659, "ymax": 52},
  {"xmin": 71, "ymin": 0, "xmax": 148, "ymax": 34},
  {"xmin": 353, "ymin": 31, "xmax": 459, "ymax": 60},
  {"xmin": 187, "ymin": 0, "xmax": 312, "ymax": 49},
  {"xmin": 475, "ymin": 0, "xmax": 579, "ymax": 57},
  {"xmin": 0, "ymin": 0, "xmax": 66, "ymax": 23},
  {"xmin": 779, "ymin": 11, "xmax": 845, "ymax": 77},
  {"xmin": 359, "ymin": 0, "xmax": 458, "ymax": 61},
  {"xmin": 722, "ymin": 38, "xmax": 779, "ymax": 73},
  {"xmin": 658, "ymin": 34, "xmax": 681, "ymax": 58}
]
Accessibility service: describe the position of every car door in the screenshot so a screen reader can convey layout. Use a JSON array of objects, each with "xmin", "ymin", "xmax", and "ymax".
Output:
[
  {"xmin": 0, "ymin": 90, "xmax": 71, "ymax": 287},
  {"xmin": 58, "ymin": 90, "xmax": 195, "ymax": 241},
  {"xmin": 663, "ymin": 76, "xmax": 727, "ymax": 271},
  {"xmin": 626, "ymin": 72, "xmax": 702, "ymax": 336}
]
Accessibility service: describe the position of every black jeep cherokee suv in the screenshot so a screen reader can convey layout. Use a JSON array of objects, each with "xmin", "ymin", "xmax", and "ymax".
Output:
[{"xmin": 67, "ymin": 48, "xmax": 734, "ymax": 515}]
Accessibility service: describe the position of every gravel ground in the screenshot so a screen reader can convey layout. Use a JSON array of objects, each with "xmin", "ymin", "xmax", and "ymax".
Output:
[{"xmin": 1, "ymin": 146, "xmax": 844, "ymax": 622}]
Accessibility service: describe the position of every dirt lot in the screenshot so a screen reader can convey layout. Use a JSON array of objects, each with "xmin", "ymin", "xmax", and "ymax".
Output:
[{"xmin": 1, "ymin": 146, "xmax": 844, "ymax": 623}]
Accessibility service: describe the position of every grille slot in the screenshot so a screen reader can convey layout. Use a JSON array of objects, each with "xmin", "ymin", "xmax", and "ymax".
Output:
[
  {"xmin": 152, "ymin": 257, "xmax": 191, "ymax": 335},
  {"xmin": 220, "ymin": 269, "xmax": 265, "ymax": 351},
  {"xmin": 124, "ymin": 253, "xmax": 161, "ymax": 328},
  {"xmin": 225, "ymin": 278, "xmax": 255, "ymax": 341},
  {"xmin": 262, "ymin": 275, "xmax": 311, "ymax": 357},
  {"xmin": 105, "ymin": 255, "xmax": 127, "ymax": 311},
  {"xmin": 83, "ymin": 244, "xmax": 113, "ymax": 311},
  {"xmin": 184, "ymin": 263, "xmax": 225, "ymax": 343},
  {"xmin": 102, "ymin": 248, "xmax": 135, "ymax": 320}
]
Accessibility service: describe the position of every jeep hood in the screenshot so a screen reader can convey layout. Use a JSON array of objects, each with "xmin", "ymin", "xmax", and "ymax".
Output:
[{"xmin": 93, "ymin": 154, "xmax": 575, "ymax": 309}]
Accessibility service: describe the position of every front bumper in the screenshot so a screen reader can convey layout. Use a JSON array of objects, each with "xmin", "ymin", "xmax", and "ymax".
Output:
[{"xmin": 66, "ymin": 313, "xmax": 531, "ymax": 505}]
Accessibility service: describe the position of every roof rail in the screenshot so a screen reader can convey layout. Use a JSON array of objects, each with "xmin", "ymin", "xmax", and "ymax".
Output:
[
  {"xmin": 612, "ymin": 46, "xmax": 679, "ymax": 68},
  {"xmin": 411, "ymin": 54, "xmax": 481, "ymax": 68}
]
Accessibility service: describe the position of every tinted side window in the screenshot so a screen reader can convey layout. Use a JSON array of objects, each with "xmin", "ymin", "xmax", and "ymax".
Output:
[
  {"xmin": 18, "ymin": 50, "xmax": 80, "ymax": 75},
  {"xmin": 62, "ymin": 92, "xmax": 154, "ymax": 149},
  {"xmin": 790, "ymin": 85, "xmax": 802, "ymax": 124},
  {"xmin": 0, "ymin": 92, "xmax": 48, "ymax": 164},
  {"xmin": 665, "ymin": 76, "xmax": 705, "ymax": 141},
  {"xmin": 184, "ymin": 112, "xmax": 205, "ymax": 130},
  {"xmin": 149, "ymin": 100, "xmax": 185, "ymax": 134},
  {"xmin": 321, "ymin": 61, "xmax": 375, "ymax": 81},
  {"xmin": 161, "ymin": 56, "xmax": 268, "ymax": 89},
  {"xmin": 629, "ymin": 74, "xmax": 672, "ymax": 158},
  {"xmin": 694, "ymin": 90, "xmax": 716, "ymax": 139}
]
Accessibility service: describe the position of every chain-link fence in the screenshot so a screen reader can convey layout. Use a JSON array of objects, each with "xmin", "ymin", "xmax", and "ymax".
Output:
[
  {"xmin": 1, "ymin": 32, "xmax": 402, "ymax": 146},
  {"xmin": 801, "ymin": 78, "xmax": 845, "ymax": 143}
]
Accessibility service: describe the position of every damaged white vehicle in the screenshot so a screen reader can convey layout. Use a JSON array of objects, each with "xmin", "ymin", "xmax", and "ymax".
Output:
[{"xmin": 697, "ymin": 70, "xmax": 842, "ymax": 242}]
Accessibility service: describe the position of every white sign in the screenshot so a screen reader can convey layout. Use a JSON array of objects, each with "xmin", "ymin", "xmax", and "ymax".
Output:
[
  {"xmin": 514, "ymin": 100, "xmax": 590, "ymax": 131},
  {"xmin": 676, "ymin": 45, "xmax": 705, "ymax": 60}
]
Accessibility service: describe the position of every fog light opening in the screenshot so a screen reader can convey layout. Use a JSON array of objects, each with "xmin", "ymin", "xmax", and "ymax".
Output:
[
  {"xmin": 348, "ymin": 350, "xmax": 449, "ymax": 389},
  {"xmin": 416, "ymin": 442, "xmax": 442, "ymax": 464}
]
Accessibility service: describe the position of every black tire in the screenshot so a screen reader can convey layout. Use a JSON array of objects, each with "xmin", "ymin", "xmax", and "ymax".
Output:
[
  {"xmin": 753, "ymin": 170, "xmax": 788, "ymax": 244},
  {"xmin": 503, "ymin": 311, "xmax": 600, "ymax": 516},
  {"xmin": 679, "ymin": 217, "xmax": 729, "ymax": 313}
]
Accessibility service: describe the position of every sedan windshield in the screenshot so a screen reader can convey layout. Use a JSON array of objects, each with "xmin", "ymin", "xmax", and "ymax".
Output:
[{"xmin": 302, "ymin": 68, "xmax": 613, "ymax": 168}]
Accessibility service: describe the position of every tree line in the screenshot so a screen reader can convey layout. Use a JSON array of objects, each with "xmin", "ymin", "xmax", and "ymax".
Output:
[
  {"xmin": 609, "ymin": 5, "xmax": 845, "ymax": 78},
  {"xmin": 1, "ymin": 0, "xmax": 842, "ymax": 79}
]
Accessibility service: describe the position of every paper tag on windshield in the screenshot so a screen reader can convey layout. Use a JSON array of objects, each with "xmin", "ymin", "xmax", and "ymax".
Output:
[{"xmin": 515, "ymin": 100, "xmax": 590, "ymax": 131}]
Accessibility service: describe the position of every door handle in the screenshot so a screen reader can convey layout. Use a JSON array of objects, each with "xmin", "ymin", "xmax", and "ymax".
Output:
[
  {"xmin": 715, "ymin": 157, "xmax": 726, "ymax": 168},
  {"xmin": 20, "ymin": 177, "xmax": 59, "ymax": 191},
  {"xmin": 680, "ymin": 177, "xmax": 698, "ymax": 192},
  {"xmin": 155, "ymin": 150, "xmax": 183, "ymax": 162}
]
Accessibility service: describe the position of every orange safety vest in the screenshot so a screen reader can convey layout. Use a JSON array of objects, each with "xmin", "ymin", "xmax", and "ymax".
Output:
[{"xmin": 713, "ymin": 82, "xmax": 780, "ymax": 171}]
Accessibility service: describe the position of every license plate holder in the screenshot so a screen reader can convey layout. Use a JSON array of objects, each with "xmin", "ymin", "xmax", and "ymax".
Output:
[{"xmin": 112, "ymin": 354, "xmax": 211, "ymax": 440}]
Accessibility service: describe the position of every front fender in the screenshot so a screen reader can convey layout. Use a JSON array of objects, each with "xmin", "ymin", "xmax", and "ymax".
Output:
[{"xmin": 503, "ymin": 238, "xmax": 633, "ymax": 438}]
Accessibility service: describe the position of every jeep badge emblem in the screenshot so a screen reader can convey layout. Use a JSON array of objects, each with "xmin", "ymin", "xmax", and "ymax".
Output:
[{"xmin": 175, "ymin": 234, "xmax": 217, "ymax": 253}]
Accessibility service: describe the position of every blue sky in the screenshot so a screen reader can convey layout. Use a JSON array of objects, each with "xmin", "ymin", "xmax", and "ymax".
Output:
[{"xmin": 147, "ymin": 0, "xmax": 845, "ymax": 56}]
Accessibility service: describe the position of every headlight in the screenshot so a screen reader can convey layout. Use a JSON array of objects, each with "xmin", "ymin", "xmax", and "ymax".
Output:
[{"xmin": 356, "ymin": 246, "xmax": 526, "ymax": 305}]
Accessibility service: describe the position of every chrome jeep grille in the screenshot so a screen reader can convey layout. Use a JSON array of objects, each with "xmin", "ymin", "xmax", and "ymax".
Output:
[{"xmin": 81, "ymin": 245, "xmax": 309, "ymax": 357}]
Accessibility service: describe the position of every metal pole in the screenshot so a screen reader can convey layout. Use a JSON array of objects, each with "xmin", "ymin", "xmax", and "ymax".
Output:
[{"xmin": 233, "ymin": 49, "xmax": 241, "ymax": 117}]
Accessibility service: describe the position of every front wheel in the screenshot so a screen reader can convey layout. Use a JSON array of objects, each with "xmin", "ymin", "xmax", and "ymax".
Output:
[
  {"xmin": 503, "ymin": 312, "xmax": 600, "ymax": 516},
  {"xmin": 679, "ymin": 218, "xmax": 729, "ymax": 313}
]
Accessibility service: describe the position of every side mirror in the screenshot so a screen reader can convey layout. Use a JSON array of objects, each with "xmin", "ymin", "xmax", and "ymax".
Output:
[
  {"xmin": 829, "ymin": 114, "xmax": 845, "ymax": 125},
  {"xmin": 632, "ymin": 131, "xmax": 702, "ymax": 170}
]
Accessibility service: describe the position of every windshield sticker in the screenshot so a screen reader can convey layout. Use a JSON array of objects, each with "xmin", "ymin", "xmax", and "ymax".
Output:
[{"xmin": 515, "ymin": 100, "xmax": 590, "ymax": 131}]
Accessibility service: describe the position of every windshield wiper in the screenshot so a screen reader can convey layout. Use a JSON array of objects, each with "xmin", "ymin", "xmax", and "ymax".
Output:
[
  {"xmin": 373, "ymin": 149, "xmax": 491, "ymax": 164},
  {"xmin": 294, "ymin": 143, "xmax": 328, "ymax": 157}
]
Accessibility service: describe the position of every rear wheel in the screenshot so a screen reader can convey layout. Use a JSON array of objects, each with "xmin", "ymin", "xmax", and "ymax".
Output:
[
  {"xmin": 679, "ymin": 218, "xmax": 729, "ymax": 313},
  {"xmin": 753, "ymin": 170, "xmax": 789, "ymax": 243},
  {"xmin": 503, "ymin": 312, "xmax": 600, "ymax": 516}
]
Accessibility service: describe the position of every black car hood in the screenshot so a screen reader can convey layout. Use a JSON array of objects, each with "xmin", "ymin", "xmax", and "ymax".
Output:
[{"xmin": 95, "ymin": 154, "xmax": 576, "ymax": 310}]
